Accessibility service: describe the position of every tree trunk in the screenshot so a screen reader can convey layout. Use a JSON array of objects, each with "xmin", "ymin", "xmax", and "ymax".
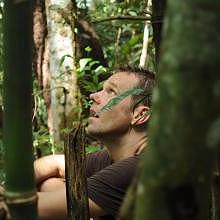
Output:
[
  {"xmin": 139, "ymin": 0, "xmax": 151, "ymax": 69},
  {"xmin": 64, "ymin": 122, "xmax": 89, "ymax": 220},
  {"xmin": 139, "ymin": 21, "xmax": 150, "ymax": 69},
  {"xmin": 121, "ymin": 0, "xmax": 220, "ymax": 219},
  {"xmin": 33, "ymin": 0, "xmax": 47, "ymax": 88},
  {"xmin": 152, "ymin": 0, "xmax": 166, "ymax": 66},
  {"xmin": 43, "ymin": 0, "xmax": 81, "ymax": 147},
  {"xmin": 3, "ymin": 0, "xmax": 38, "ymax": 219}
]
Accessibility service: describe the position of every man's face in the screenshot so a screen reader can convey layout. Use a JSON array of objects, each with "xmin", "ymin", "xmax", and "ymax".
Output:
[{"xmin": 87, "ymin": 71, "xmax": 140, "ymax": 138}]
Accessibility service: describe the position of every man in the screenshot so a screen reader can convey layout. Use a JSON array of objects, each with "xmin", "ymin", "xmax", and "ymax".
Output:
[{"xmin": 35, "ymin": 67, "xmax": 155, "ymax": 220}]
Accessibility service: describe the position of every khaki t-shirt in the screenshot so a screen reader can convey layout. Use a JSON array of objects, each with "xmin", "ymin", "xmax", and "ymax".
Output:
[{"xmin": 86, "ymin": 150, "xmax": 139, "ymax": 220}]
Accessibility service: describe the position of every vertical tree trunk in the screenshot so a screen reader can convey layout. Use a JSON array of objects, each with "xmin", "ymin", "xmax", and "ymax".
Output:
[
  {"xmin": 3, "ymin": 0, "xmax": 38, "ymax": 219},
  {"xmin": 139, "ymin": 21, "xmax": 150, "ymax": 69},
  {"xmin": 43, "ymin": 0, "xmax": 81, "ymax": 147},
  {"xmin": 152, "ymin": 0, "xmax": 166, "ymax": 66},
  {"xmin": 139, "ymin": 0, "xmax": 151, "ymax": 69},
  {"xmin": 64, "ymin": 123, "xmax": 89, "ymax": 220},
  {"xmin": 121, "ymin": 0, "xmax": 220, "ymax": 220},
  {"xmin": 33, "ymin": 0, "xmax": 47, "ymax": 88}
]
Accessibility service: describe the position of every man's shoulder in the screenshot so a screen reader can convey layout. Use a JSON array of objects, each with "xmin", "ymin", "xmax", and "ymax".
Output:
[
  {"xmin": 86, "ymin": 149, "xmax": 111, "ymax": 177},
  {"xmin": 102, "ymin": 155, "xmax": 139, "ymax": 181}
]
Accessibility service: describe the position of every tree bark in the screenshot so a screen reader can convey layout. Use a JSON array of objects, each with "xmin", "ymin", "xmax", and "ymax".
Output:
[
  {"xmin": 33, "ymin": 0, "xmax": 47, "ymax": 88},
  {"xmin": 64, "ymin": 122, "xmax": 89, "ymax": 220}
]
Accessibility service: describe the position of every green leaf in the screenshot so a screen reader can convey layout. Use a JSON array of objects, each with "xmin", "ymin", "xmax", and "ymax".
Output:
[
  {"xmin": 85, "ymin": 46, "xmax": 92, "ymax": 52},
  {"xmin": 99, "ymin": 87, "xmax": 144, "ymax": 114},
  {"xmin": 128, "ymin": 10, "xmax": 137, "ymax": 16},
  {"xmin": 94, "ymin": 65, "xmax": 107, "ymax": 76},
  {"xmin": 79, "ymin": 58, "xmax": 92, "ymax": 70},
  {"xmin": 88, "ymin": 60, "xmax": 100, "ymax": 69},
  {"xmin": 83, "ymin": 80, "xmax": 100, "ymax": 92}
]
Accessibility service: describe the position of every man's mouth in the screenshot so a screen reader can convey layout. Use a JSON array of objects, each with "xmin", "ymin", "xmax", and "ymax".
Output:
[{"xmin": 90, "ymin": 109, "xmax": 99, "ymax": 118}]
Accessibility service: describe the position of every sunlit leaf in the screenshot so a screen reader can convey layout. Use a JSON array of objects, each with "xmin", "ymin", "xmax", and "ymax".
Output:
[
  {"xmin": 79, "ymin": 58, "xmax": 92, "ymax": 70},
  {"xmin": 85, "ymin": 46, "xmax": 92, "ymax": 52}
]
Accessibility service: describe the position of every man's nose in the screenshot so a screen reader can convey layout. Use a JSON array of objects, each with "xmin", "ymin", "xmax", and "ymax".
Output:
[{"xmin": 90, "ymin": 92, "xmax": 101, "ymax": 104}]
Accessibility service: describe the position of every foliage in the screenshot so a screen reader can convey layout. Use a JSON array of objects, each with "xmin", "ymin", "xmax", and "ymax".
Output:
[
  {"xmin": 77, "ymin": 57, "xmax": 107, "ymax": 92},
  {"xmin": 32, "ymin": 79, "xmax": 63, "ymax": 155},
  {"xmin": 76, "ymin": 56, "xmax": 109, "ymax": 119},
  {"xmin": 88, "ymin": 0, "xmax": 154, "ymax": 69}
]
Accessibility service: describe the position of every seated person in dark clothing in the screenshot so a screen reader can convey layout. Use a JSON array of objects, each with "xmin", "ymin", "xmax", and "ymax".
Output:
[{"xmin": 35, "ymin": 67, "xmax": 155, "ymax": 220}]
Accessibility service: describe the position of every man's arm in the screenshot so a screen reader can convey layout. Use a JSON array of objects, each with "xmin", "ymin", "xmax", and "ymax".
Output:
[
  {"xmin": 34, "ymin": 155, "xmax": 65, "ymax": 185},
  {"xmin": 35, "ymin": 155, "xmax": 106, "ymax": 219},
  {"xmin": 38, "ymin": 188, "xmax": 106, "ymax": 220}
]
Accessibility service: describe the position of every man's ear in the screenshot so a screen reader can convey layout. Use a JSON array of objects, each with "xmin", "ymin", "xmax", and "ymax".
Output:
[{"xmin": 131, "ymin": 106, "xmax": 150, "ymax": 126}]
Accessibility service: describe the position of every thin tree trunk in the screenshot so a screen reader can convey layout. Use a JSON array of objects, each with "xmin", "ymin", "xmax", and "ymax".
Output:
[
  {"xmin": 33, "ymin": 0, "xmax": 47, "ymax": 88},
  {"xmin": 139, "ymin": 0, "xmax": 151, "ymax": 69},
  {"xmin": 152, "ymin": 0, "xmax": 166, "ymax": 66},
  {"xmin": 64, "ymin": 122, "xmax": 89, "ymax": 220},
  {"xmin": 3, "ymin": 1, "xmax": 38, "ymax": 219},
  {"xmin": 121, "ymin": 0, "xmax": 220, "ymax": 220},
  {"xmin": 139, "ymin": 21, "xmax": 149, "ymax": 69}
]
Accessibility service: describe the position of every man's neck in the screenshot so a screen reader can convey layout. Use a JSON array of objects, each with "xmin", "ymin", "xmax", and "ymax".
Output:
[{"xmin": 102, "ymin": 131, "xmax": 148, "ymax": 162}]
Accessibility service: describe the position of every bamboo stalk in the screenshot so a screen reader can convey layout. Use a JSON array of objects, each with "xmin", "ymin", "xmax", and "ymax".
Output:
[{"xmin": 3, "ymin": 0, "xmax": 38, "ymax": 219}]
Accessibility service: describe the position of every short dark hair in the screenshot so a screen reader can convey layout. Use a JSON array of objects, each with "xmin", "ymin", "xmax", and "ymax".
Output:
[{"xmin": 115, "ymin": 66, "xmax": 156, "ymax": 109}]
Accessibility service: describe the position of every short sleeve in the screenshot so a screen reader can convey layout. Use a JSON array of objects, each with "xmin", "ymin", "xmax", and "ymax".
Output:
[
  {"xmin": 86, "ymin": 150, "xmax": 111, "ymax": 178},
  {"xmin": 87, "ymin": 156, "xmax": 139, "ymax": 217}
]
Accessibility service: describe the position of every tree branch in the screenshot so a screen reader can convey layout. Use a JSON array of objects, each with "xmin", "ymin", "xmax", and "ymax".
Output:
[{"xmin": 92, "ymin": 15, "xmax": 151, "ymax": 24}]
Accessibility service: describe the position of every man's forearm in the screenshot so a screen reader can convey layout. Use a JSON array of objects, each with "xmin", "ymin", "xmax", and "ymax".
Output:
[
  {"xmin": 39, "ymin": 178, "xmax": 65, "ymax": 192},
  {"xmin": 34, "ymin": 155, "xmax": 65, "ymax": 184},
  {"xmin": 38, "ymin": 189, "xmax": 67, "ymax": 220}
]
